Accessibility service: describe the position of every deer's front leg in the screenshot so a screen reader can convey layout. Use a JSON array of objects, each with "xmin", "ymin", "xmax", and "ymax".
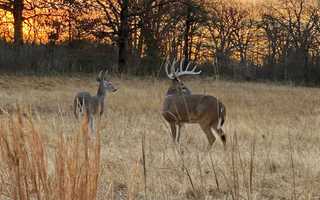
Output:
[
  {"xmin": 177, "ymin": 123, "xmax": 185, "ymax": 152},
  {"xmin": 170, "ymin": 121, "xmax": 184, "ymax": 152},
  {"xmin": 89, "ymin": 117, "xmax": 94, "ymax": 134},
  {"xmin": 169, "ymin": 122, "xmax": 179, "ymax": 151},
  {"xmin": 99, "ymin": 102, "xmax": 104, "ymax": 116}
]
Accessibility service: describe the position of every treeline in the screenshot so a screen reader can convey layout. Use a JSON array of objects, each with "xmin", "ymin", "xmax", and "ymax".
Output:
[{"xmin": 1, "ymin": 0, "xmax": 320, "ymax": 85}]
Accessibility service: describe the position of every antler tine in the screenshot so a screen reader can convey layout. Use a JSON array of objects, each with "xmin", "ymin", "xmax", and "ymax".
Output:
[
  {"xmin": 185, "ymin": 61, "xmax": 191, "ymax": 71},
  {"xmin": 165, "ymin": 59, "xmax": 174, "ymax": 79},
  {"xmin": 174, "ymin": 59, "xmax": 201, "ymax": 77},
  {"xmin": 171, "ymin": 58, "xmax": 180, "ymax": 76},
  {"xmin": 189, "ymin": 64, "xmax": 201, "ymax": 74},
  {"xmin": 98, "ymin": 70, "xmax": 103, "ymax": 77},
  {"xmin": 178, "ymin": 59, "xmax": 184, "ymax": 74},
  {"xmin": 103, "ymin": 70, "xmax": 109, "ymax": 80},
  {"xmin": 166, "ymin": 59, "xmax": 200, "ymax": 80}
]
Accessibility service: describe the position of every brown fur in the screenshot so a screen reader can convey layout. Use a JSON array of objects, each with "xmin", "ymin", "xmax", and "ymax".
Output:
[{"xmin": 162, "ymin": 80, "xmax": 226, "ymax": 151}]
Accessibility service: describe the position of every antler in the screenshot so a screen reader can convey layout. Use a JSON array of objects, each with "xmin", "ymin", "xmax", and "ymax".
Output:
[
  {"xmin": 165, "ymin": 59, "xmax": 180, "ymax": 80},
  {"xmin": 165, "ymin": 59, "xmax": 201, "ymax": 80},
  {"xmin": 98, "ymin": 70, "xmax": 103, "ymax": 78},
  {"xmin": 98, "ymin": 70, "xmax": 109, "ymax": 80},
  {"xmin": 175, "ymin": 59, "xmax": 201, "ymax": 77}
]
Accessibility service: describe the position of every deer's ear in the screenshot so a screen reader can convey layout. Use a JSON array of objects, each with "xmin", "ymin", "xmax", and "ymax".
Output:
[{"xmin": 96, "ymin": 77, "xmax": 101, "ymax": 82}]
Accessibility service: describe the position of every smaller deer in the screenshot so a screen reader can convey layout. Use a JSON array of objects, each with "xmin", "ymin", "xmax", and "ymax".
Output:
[{"xmin": 73, "ymin": 71, "xmax": 117, "ymax": 133}]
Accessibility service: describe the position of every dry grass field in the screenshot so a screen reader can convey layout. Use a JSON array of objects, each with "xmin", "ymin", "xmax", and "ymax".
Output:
[{"xmin": 0, "ymin": 75, "xmax": 320, "ymax": 200}]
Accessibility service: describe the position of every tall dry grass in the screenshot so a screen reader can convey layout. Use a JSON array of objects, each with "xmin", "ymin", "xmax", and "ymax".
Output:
[
  {"xmin": 0, "ymin": 102, "xmax": 102, "ymax": 199},
  {"xmin": 0, "ymin": 75, "xmax": 320, "ymax": 199}
]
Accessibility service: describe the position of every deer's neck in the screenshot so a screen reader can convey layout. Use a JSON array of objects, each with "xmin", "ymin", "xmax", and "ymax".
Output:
[
  {"xmin": 165, "ymin": 86, "xmax": 183, "ymax": 96},
  {"xmin": 96, "ymin": 86, "xmax": 107, "ymax": 102},
  {"xmin": 95, "ymin": 90, "xmax": 107, "ymax": 115}
]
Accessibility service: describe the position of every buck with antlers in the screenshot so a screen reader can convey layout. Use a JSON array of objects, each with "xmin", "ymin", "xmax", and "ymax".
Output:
[
  {"xmin": 73, "ymin": 71, "xmax": 117, "ymax": 134},
  {"xmin": 162, "ymin": 59, "xmax": 226, "ymax": 152}
]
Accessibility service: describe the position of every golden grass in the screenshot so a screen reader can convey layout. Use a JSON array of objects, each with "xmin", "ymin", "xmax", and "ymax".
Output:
[
  {"xmin": 0, "ymin": 75, "xmax": 320, "ymax": 199},
  {"xmin": 0, "ymin": 102, "xmax": 101, "ymax": 199}
]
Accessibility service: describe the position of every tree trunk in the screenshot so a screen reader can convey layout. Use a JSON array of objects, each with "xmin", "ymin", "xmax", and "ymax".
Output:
[
  {"xmin": 13, "ymin": 0, "xmax": 24, "ymax": 44},
  {"xmin": 118, "ymin": 0, "xmax": 129, "ymax": 74},
  {"xmin": 183, "ymin": 5, "xmax": 190, "ymax": 70}
]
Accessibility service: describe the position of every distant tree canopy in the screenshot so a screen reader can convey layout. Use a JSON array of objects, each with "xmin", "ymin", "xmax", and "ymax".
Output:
[{"xmin": 1, "ymin": 0, "xmax": 320, "ymax": 86}]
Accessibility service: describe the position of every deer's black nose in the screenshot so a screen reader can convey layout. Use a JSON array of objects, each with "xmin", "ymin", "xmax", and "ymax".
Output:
[{"xmin": 113, "ymin": 89, "xmax": 117, "ymax": 92}]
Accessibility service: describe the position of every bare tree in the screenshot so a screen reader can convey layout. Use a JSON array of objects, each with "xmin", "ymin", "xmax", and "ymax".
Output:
[
  {"xmin": 206, "ymin": 0, "xmax": 257, "ymax": 78},
  {"xmin": 0, "ymin": 0, "xmax": 70, "ymax": 43},
  {"xmin": 206, "ymin": 0, "xmax": 238, "ymax": 74},
  {"xmin": 131, "ymin": 0, "xmax": 170, "ymax": 75},
  {"xmin": 176, "ymin": 0, "xmax": 208, "ymax": 68},
  {"xmin": 231, "ymin": 2, "xmax": 257, "ymax": 78},
  {"xmin": 262, "ymin": 0, "xmax": 320, "ymax": 84},
  {"xmin": 0, "ymin": 0, "xmax": 25, "ymax": 43},
  {"xmin": 260, "ymin": 11, "xmax": 289, "ymax": 80},
  {"xmin": 92, "ymin": 0, "xmax": 171, "ymax": 73}
]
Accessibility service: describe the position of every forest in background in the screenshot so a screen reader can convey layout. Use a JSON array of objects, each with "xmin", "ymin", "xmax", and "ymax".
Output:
[{"xmin": 1, "ymin": 0, "xmax": 320, "ymax": 86}]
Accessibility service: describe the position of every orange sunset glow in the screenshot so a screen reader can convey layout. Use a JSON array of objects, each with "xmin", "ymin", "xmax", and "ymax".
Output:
[
  {"xmin": 0, "ymin": 0, "xmax": 319, "ymax": 82},
  {"xmin": 0, "ymin": 0, "xmax": 264, "ymax": 43}
]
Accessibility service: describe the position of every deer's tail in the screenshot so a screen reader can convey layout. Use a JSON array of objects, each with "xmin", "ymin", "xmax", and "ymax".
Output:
[{"xmin": 217, "ymin": 105, "xmax": 226, "ymax": 130}]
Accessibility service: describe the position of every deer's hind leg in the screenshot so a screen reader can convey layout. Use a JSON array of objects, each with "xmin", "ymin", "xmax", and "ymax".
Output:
[
  {"xmin": 212, "ymin": 126, "xmax": 226, "ymax": 150},
  {"xmin": 198, "ymin": 121, "xmax": 216, "ymax": 151},
  {"xmin": 84, "ymin": 107, "xmax": 94, "ymax": 134}
]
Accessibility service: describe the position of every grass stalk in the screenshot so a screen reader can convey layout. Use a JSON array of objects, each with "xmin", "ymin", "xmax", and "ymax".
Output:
[
  {"xmin": 0, "ymin": 102, "xmax": 101, "ymax": 200},
  {"xmin": 126, "ymin": 159, "xmax": 140, "ymax": 200},
  {"xmin": 209, "ymin": 151, "xmax": 220, "ymax": 190},
  {"xmin": 142, "ymin": 131, "xmax": 147, "ymax": 200},
  {"xmin": 288, "ymin": 131, "xmax": 296, "ymax": 200}
]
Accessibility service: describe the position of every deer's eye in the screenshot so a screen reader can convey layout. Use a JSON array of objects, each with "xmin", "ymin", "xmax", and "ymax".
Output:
[{"xmin": 182, "ymin": 86, "xmax": 186, "ymax": 89}]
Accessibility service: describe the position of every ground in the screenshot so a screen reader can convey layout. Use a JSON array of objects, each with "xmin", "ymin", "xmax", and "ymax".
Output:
[{"xmin": 0, "ymin": 75, "xmax": 320, "ymax": 199}]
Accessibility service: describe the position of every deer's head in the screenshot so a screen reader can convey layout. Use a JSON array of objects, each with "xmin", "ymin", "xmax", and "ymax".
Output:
[
  {"xmin": 165, "ymin": 59, "xmax": 201, "ymax": 96},
  {"xmin": 96, "ymin": 70, "xmax": 117, "ymax": 93}
]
